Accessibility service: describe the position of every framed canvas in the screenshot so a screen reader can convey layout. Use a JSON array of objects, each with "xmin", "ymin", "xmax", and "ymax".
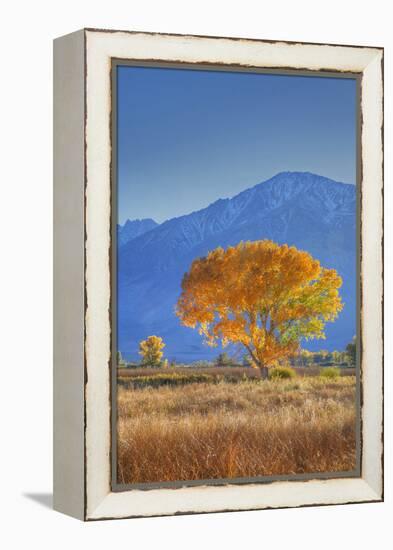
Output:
[{"xmin": 53, "ymin": 28, "xmax": 384, "ymax": 521}]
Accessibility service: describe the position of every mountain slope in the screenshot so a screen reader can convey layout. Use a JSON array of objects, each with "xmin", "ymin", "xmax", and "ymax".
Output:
[
  {"xmin": 118, "ymin": 172, "xmax": 356, "ymax": 361},
  {"xmin": 117, "ymin": 218, "xmax": 158, "ymax": 247}
]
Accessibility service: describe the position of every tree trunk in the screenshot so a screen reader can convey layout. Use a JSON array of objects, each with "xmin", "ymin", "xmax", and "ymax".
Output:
[{"xmin": 259, "ymin": 366, "xmax": 269, "ymax": 380}]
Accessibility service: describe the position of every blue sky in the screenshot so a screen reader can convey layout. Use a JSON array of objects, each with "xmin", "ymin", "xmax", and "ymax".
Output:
[{"xmin": 117, "ymin": 65, "xmax": 357, "ymax": 224}]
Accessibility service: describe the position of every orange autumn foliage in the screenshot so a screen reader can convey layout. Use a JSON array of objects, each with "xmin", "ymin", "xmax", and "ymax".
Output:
[{"xmin": 176, "ymin": 240, "xmax": 343, "ymax": 370}]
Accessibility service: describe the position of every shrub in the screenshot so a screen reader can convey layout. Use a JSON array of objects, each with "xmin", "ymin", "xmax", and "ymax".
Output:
[
  {"xmin": 122, "ymin": 373, "xmax": 216, "ymax": 389},
  {"xmin": 118, "ymin": 370, "xmax": 252, "ymax": 389},
  {"xmin": 269, "ymin": 366, "xmax": 296, "ymax": 380},
  {"xmin": 320, "ymin": 366, "xmax": 341, "ymax": 379},
  {"xmin": 283, "ymin": 382, "xmax": 300, "ymax": 391}
]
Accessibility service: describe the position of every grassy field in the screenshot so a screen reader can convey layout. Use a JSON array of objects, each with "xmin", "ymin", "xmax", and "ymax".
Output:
[
  {"xmin": 118, "ymin": 365, "xmax": 355, "ymax": 381},
  {"xmin": 117, "ymin": 371, "xmax": 357, "ymax": 484}
]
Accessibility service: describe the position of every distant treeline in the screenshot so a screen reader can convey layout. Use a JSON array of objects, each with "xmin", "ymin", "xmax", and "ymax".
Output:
[{"xmin": 117, "ymin": 337, "xmax": 356, "ymax": 370}]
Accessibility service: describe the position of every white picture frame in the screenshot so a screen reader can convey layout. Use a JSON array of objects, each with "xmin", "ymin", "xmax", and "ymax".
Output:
[{"xmin": 53, "ymin": 28, "xmax": 383, "ymax": 521}]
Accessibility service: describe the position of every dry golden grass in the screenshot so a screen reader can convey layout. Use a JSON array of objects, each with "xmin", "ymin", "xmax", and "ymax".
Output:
[{"xmin": 117, "ymin": 377, "xmax": 357, "ymax": 484}]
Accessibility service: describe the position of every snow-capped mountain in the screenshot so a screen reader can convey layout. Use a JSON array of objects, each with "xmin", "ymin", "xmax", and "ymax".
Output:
[
  {"xmin": 117, "ymin": 172, "xmax": 357, "ymax": 361},
  {"xmin": 117, "ymin": 217, "xmax": 158, "ymax": 247}
]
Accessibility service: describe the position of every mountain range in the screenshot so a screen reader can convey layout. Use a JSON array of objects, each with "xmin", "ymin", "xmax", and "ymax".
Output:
[
  {"xmin": 117, "ymin": 172, "xmax": 357, "ymax": 362},
  {"xmin": 117, "ymin": 217, "xmax": 158, "ymax": 247}
]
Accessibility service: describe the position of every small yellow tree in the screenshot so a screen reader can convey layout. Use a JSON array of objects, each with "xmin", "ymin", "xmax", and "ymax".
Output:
[
  {"xmin": 139, "ymin": 335, "xmax": 165, "ymax": 367},
  {"xmin": 176, "ymin": 240, "xmax": 343, "ymax": 378}
]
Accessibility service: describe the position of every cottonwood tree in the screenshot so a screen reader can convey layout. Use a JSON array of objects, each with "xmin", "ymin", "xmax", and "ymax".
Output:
[
  {"xmin": 139, "ymin": 335, "xmax": 165, "ymax": 367},
  {"xmin": 346, "ymin": 336, "xmax": 356, "ymax": 367},
  {"xmin": 116, "ymin": 351, "xmax": 126, "ymax": 368},
  {"xmin": 216, "ymin": 352, "xmax": 231, "ymax": 367},
  {"xmin": 332, "ymin": 350, "xmax": 341, "ymax": 364},
  {"xmin": 301, "ymin": 349, "xmax": 314, "ymax": 366},
  {"xmin": 176, "ymin": 240, "xmax": 343, "ymax": 378}
]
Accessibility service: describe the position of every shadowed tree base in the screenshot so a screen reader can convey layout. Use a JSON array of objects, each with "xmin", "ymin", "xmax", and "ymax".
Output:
[{"xmin": 259, "ymin": 366, "xmax": 269, "ymax": 379}]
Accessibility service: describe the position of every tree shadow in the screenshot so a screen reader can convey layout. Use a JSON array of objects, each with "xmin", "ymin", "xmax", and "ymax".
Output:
[{"xmin": 23, "ymin": 493, "xmax": 53, "ymax": 509}]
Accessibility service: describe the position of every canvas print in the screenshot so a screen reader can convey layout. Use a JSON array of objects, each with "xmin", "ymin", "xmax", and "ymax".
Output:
[{"xmin": 114, "ymin": 64, "xmax": 359, "ymax": 486}]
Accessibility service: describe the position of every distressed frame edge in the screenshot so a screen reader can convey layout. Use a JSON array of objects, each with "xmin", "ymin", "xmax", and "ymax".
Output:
[
  {"xmin": 53, "ymin": 29, "xmax": 86, "ymax": 521},
  {"xmin": 83, "ymin": 26, "xmax": 384, "ymax": 52},
  {"xmin": 358, "ymin": 48, "xmax": 384, "ymax": 499},
  {"xmin": 87, "ymin": 480, "xmax": 382, "ymax": 521},
  {"xmin": 83, "ymin": 29, "xmax": 383, "ymax": 521}
]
